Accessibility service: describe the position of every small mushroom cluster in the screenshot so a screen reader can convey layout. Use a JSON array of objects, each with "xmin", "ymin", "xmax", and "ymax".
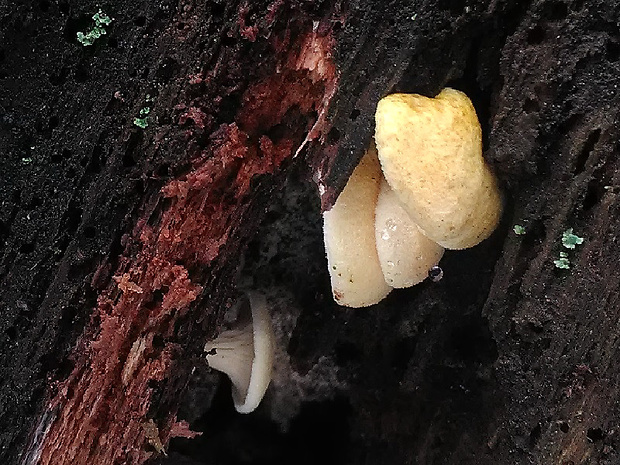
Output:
[
  {"xmin": 323, "ymin": 88, "xmax": 502, "ymax": 307},
  {"xmin": 204, "ymin": 88, "xmax": 502, "ymax": 412}
]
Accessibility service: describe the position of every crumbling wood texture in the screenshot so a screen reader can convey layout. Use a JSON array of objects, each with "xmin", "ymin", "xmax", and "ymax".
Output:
[{"xmin": 0, "ymin": 0, "xmax": 619, "ymax": 464}]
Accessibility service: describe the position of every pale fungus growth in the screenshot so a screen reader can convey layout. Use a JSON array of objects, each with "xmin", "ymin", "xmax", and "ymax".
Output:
[
  {"xmin": 322, "ymin": 88, "xmax": 501, "ymax": 308},
  {"xmin": 374, "ymin": 88, "xmax": 502, "ymax": 250},
  {"xmin": 375, "ymin": 179, "xmax": 444, "ymax": 288},
  {"xmin": 204, "ymin": 292, "xmax": 274, "ymax": 413},
  {"xmin": 323, "ymin": 144, "xmax": 392, "ymax": 308}
]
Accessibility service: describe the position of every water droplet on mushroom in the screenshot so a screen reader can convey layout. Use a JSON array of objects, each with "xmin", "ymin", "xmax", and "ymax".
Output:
[
  {"xmin": 381, "ymin": 231, "xmax": 390, "ymax": 240},
  {"xmin": 428, "ymin": 265, "xmax": 443, "ymax": 282}
]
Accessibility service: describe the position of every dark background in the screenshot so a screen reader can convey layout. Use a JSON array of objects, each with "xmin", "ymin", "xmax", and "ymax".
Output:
[{"xmin": 1, "ymin": 0, "xmax": 619, "ymax": 464}]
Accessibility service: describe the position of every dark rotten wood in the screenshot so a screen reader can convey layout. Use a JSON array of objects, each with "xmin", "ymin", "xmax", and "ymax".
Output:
[{"xmin": 0, "ymin": 0, "xmax": 619, "ymax": 464}]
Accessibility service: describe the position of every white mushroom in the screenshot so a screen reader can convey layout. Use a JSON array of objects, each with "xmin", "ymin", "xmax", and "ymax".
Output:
[
  {"xmin": 204, "ymin": 292, "xmax": 274, "ymax": 413},
  {"xmin": 375, "ymin": 179, "xmax": 444, "ymax": 288},
  {"xmin": 323, "ymin": 144, "xmax": 392, "ymax": 307}
]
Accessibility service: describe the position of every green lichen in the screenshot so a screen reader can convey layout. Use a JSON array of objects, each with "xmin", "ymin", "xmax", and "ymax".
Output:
[
  {"xmin": 561, "ymin": 228, "xmax": 584, "ymax": 249},
  {"xmin": 77, "ymin": 10, "xmax": 113, "ymax": 46},
  {"xmin": 554, "ymin": 251, "xmax": 570, "ymax": 269},
  {"xmin": 133, "ymin": 107, "xmax": 150, "ymax": 128},
  {"xmin": 554, "ymin": 229, "xmax": 584, "ymax": 270},
  {"xmin": 513, "ymin": 224, "xmax": 526, "ymax": 235}
]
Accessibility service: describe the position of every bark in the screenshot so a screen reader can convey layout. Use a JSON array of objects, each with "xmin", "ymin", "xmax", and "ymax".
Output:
[{"xmin": 0, "ymin": 0, "xmax": 619, "ymax": 464}]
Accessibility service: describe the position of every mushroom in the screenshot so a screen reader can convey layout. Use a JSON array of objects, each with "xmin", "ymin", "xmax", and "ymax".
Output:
[
  {"xmin": 375, "ymin": 178, "xmax": 444, "ymax": 287},
  {"xmin": 374, "ymin": 88, "xmax": 502, "ymax": 249},
  {"xmin": 204, "ymin": 291, "xmax": 274, "ymax": 413},
  {"xmin": 323, "ymin": 144, "xmax": 392, "ymax": 307}
]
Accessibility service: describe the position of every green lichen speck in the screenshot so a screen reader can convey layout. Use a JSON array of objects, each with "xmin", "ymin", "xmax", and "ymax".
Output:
[
  {"xmin": 513, "ymin": 224, "xmax": 526, "ymax": 235},
  {"xmin": 77, "ymin": 10, "xmax": 113, "ymax": 46},
  {"xmin": 133, "ymin": 107, "xmax": 150, "ymax": 128},
  {"xmin": 554, "ymin": 251, "xmax": 571, "ymax": 269},
  {"xmin": 561, "ymin": 228, "xmax": 584, "ymax": 249},
  {"xmin": 553, "ymin": 228, "xmax": 584, "ymax": 270}
]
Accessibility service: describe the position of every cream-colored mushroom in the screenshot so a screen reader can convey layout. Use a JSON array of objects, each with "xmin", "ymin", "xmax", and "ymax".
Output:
[
  {"xmin": 374, "ymin": 88, "xmax": 502, "ymax": 249},
  {"xmin": 323, "ymin": 144, "xmax": 392, "ymax": 307},
  {"xmin": 204, "ymin": 292, "xmax": 274, "ymax": 413},
  {"xmin": 375, "ymin": 179, "xmax": 444, "ymax": 287}
]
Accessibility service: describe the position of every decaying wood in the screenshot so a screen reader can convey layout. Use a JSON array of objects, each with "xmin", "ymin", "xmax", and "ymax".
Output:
[{"xmin": 0, "ymin": 0, "xmax": 619, "ymax": 464}]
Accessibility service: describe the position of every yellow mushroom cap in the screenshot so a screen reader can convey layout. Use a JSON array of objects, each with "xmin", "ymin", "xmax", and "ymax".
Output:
[
  {"xmin": 323, "ymin": 144, "xmax": 392, "ymax": 307},
  {"xmin": 374, "ymin": 88, "xmax": 502, "ymax": 249},
  {"xmin": 375, "ymin": 179, "xmax": 444, "ymax": 288}
]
